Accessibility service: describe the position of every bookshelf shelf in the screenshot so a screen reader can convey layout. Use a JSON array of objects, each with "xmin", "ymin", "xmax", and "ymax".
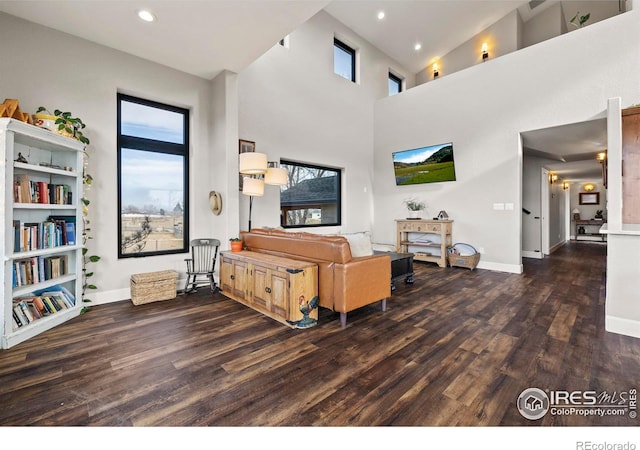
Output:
[
  {"xmin": 10, "ymin": 245, "xmax": 81, "ymax": 260},
  {"xmin": 14, "ymin": 161, "xmax": 79, "ymax": 178},
  {"xmin": 1, "ymin": 118, "xmax": 84, "ymax": 349}
]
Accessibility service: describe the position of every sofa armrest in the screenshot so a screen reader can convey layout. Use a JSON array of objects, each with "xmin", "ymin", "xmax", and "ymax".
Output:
[{"xmin": 332, "ymin": 253, "xmax": 391, "ymax": 313}]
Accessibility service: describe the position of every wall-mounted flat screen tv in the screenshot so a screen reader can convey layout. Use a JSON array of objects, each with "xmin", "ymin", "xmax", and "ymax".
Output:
[{"xmin": 392, "ymin": 142, "xmax": 456, "ymax": 186}]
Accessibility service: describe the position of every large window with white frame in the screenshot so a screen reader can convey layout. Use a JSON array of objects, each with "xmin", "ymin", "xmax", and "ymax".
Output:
[
  {"xmin": 117, "ymin": 93, "xmax": 189, "ymax": 258},
  {"xmin": 279, "ymin": 160, "xmax": 341, "ymax": 228}
]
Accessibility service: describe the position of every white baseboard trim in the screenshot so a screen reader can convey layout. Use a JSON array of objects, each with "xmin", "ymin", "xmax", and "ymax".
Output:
[
  {"xmin": 522, "ymin": 251, "xmax": 543, "ymax": 259},
  {"xmin": 606, "ymin": 315, "xmax": 640, "ymax": 339},
  {"xmin": 88, "ymin": 277, "xmax": 194, "ymax": 306},
  {"xmin": 90, "ymin": 287, "xmax": 131, "ymax": 305},
  {"xmin": 548, "ymin": 241, "xmax": 565, "ymax": 254},
  {"xmin": 476, "ymin": 261, "xmax": 522, "ymax": 274}
]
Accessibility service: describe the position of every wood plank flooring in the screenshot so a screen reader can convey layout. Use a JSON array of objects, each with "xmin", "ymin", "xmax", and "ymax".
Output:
[{"xmin": 1, "ymin": 241, "xmax": 639, "ymax": 426}]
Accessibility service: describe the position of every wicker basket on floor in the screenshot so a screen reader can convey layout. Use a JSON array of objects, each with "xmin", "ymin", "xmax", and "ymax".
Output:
[
  {"xmin": 130, "ymin": 270, "xmax": 178, "ymax": 305},
  {"xmin": 447, "ymin": 243, "xmax": 480, "ymax": 270}
]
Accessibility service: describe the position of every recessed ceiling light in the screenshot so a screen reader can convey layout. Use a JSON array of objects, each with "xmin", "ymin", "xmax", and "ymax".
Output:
[
  {"xmin": 137, "ymin": 10, "xmax": 155, "ymax": 23},
  {"xmin": 414, "ymin": 43, "xmax": 422, "ymax": 51},
  {"xmin": 377, "ymin": 11, "xmax": 385, "ymax": 20}
]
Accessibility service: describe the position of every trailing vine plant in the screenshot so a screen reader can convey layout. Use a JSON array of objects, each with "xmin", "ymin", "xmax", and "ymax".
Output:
[
  {"xmin": 37, "ymin": 107, "xmax": 99, "ymax": 311},
  {"xmin": 81, "ymin": 168, "xmax": 100, "ymax": 312}
]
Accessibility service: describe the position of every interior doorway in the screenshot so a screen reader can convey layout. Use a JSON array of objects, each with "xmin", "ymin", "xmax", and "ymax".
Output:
[{"xmin": 520, "ymin": 117, "xmax": 608, "ymax": 262}]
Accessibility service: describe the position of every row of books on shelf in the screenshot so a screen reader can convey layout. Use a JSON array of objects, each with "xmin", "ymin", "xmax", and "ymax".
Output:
[
  {"xmin": 13, "ymin": 174, "xmax": 72, "ymax": 204},
  {"xmin": 12, "ymin": 216, "xmax": 76, "ymax": 252},
  {"xmin": 12, "ymin": 285, "xmax": 77, "ymax": 331},
  {"xmin": 12, "ymin": 254, "xmax": 69, "ymax": 287}
]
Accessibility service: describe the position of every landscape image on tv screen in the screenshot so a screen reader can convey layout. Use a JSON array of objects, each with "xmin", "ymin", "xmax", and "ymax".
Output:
[{"xmin": 392, "ymin": 142, "xmax": 456, "ymax": 186}]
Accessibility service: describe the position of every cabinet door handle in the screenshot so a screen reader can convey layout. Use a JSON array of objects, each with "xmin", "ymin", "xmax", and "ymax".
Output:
[
  {"xmin": 230, "ymin": 274, "xmax": 235, "ymax": 280},
  {"xmin": 265, "ymin": 287, "xmax": 271, "ymax": 294}
]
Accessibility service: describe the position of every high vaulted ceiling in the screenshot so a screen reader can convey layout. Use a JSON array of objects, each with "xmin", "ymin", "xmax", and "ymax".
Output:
[
  {"xmin": 0, "ymin": 0, "xmax": 331, "ymax": 80},
  {"xmin": 0, "ymin": 0, "xmax": 533, "ymax": 80},
  {"xmin": 0, "ymin": 0, "xmax": 611, "ymax": 181}
]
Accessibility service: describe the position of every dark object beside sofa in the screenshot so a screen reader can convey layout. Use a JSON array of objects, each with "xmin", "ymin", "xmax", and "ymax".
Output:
[{"xmin": 241, "ymin": 228, "xmax": 391, "ymax": 327}]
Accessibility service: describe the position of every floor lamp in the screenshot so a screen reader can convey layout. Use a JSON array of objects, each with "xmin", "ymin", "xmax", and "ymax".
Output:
[{"xmin": 239, "ymin": 153, "xmax": 288, "ymax": 231}]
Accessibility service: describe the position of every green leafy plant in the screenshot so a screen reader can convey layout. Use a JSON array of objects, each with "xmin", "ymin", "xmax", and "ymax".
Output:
[
  {"xmin": 404, "ymin": 199, "xmax": 426, "ymax": 211},
  {"xmin": 81, "ymin": 173, "xmax": 100, "ymax": 312},
  {"xmin": 230, "ymin": 237, "xmax": 241, "ymax": 242},
  {"xmin": 36, "ymin": 107, "xmax": 90, "ymax": 145},
  {"xmin": 570, "ymin": 11, "xmax": 590, "ymax": 28}
]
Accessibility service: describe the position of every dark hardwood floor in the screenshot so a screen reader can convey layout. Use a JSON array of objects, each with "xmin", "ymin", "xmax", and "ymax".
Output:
[{"xmin": 1, "ymin": 241, "xmax": 638, "ymax": 427}]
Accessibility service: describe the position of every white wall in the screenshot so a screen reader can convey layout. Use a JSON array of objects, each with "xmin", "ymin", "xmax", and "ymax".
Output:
[
  {"xmin": 0, "ymin": 12, "xmax": 237, "ymax": 303},
  {"xmin": 416, "ymin": 10, "xmax": 521, "ymax": 86},
  {"xmin": 237, "ymin": 11, "xmax": 414, "ymax": 234},
  {"xmin": 522, "ymin": 2, "xmax": 565, "ymax": 48},
  {"xmin": 373, "ymin": 8, "xmax": 640, "ymax": 273}
]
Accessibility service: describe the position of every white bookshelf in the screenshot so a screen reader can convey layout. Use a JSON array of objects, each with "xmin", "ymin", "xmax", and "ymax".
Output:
[{"xmin": 1, "ymin": 118, "xmax": 85, "ymax": 349}]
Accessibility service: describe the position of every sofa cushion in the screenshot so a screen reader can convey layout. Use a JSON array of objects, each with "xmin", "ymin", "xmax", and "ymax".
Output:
[{"xmin": 341, "ymin": 231, "xmax": 373, "ymax": 257}]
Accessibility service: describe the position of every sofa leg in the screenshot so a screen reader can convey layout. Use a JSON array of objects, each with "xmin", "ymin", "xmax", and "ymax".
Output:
[
  {"xmin": 340, "ymin": 312, "xmax": 347, "ymax": 328},
  {"xmin": 381, "ymin": 298, "xmax": 387, "ymax": 312}
]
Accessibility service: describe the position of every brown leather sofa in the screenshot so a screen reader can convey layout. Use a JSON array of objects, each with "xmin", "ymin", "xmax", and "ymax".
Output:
[{"xmin": 241, "ymin": 228, "xmax": 391, "ymax": 327}]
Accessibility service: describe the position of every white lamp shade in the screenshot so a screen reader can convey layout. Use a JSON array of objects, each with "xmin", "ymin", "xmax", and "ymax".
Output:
[
  {"xmin": 572, "ymin": 208, "xmax": 581, "ymax": 214},
  {"xmin": 239, "ymin": 152, "xmax": 267, "ymax": 174},
  {"xmin": 242, "ymin": 177, "xmax": 264, "ymax": 196},
  {"xmin": 265, "ymin": 166, "xmax": 288, "ymax": 186}
]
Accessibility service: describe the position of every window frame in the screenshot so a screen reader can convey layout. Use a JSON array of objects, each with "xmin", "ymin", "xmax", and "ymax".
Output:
[
  {"xmin": 117, "ymin": 93, "xmax": 190, "ymax": 259},
  {"xmin": 279, "ymin": 159, "xmax": 342, "ymax": 229},
  {"xmin": 389, "ymin": 72, "xmax": 403, "ymax": 95},
  {"xmin": 333, "ymin": 38, "xmax": 356, "ymax": 83}
]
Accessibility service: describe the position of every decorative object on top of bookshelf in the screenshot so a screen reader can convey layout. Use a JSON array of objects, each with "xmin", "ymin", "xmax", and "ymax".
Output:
[
  {"xmin": 34, "ymin": 107, "xmax": 90, "ymax": 145},
  {"xmin": 579, "ymin": 192, "xmax": 599, "ymax": 205},
  {"xmin": 0, "ymin": 98, "xmax": 33, "ymax": 123},
  {"xmin": 15, "ymin": 152, "xmax": 28, "ymax": 163},
  {"xmin": 569, "ymin": 11, "xmax": 590, "ymax": 28},
  {"xmin": 403, "ymin": 198, "xmax": 426, "ymax": 219},
  {"xmin": 437, "ymin": 210, "xmax": 449, "ymax": 220}
]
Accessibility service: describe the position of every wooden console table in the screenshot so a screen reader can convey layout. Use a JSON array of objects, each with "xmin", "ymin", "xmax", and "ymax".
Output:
[
  {"xmin": 574, "ymin": 220, "xmax": 607, "ymax": 241},
  {"xmin": 219, "ymin": 251, "xmax": 319, "ymax": 328},
  {"xmin": 396, "ymin": 219, "xmax": 453, "ymax": 267}
]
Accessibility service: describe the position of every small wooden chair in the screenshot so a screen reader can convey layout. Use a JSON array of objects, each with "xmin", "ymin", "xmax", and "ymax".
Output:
[{"xmin": 184, "ymin": 238, "xmax": 220, "ymax": 294}]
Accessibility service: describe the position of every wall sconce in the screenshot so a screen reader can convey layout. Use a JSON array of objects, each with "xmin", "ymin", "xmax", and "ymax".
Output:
[
  {"xmin": 562, "ymin": 181, "xmax": 570, "ymax": 190},
  {"xmin": 481, "ymin": 43, "xmax": 489, "ymax": 61},
  {"xmin": 433, "ymin": 63, "xmax": 439, "ymax": 78},
  {"xmin": 583, "ymin": 183, "xmax": 595, "ymax": 192},
  {"xmin": 549, "ymin": 173, "xmax": 558, "ymax": 184},
  {"xmin": 239, "ymin": 151, "xmax": 288, "ymax": 231},
  {"xmin": 598, "ymin": 150, "xmax": 608, "ymax": 189}
]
